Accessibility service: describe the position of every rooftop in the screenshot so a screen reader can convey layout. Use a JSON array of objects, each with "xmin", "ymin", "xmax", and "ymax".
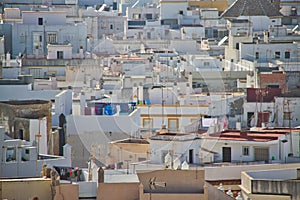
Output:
[
  {"xmin": 111, "ymin": 138, "xmax": 149, "ymax": 144},
  {"xmin": 221, "ymin": 0, "xmax": 282, "ymax": 18},
  {"xmin": 206, "ymin": 130, "xmax": 287, "ymax": 142}
]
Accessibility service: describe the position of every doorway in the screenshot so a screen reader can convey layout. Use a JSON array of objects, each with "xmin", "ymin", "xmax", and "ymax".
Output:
[
  {"xmin": 222, "ymin": 147, "xmax": 231, "ymax": 162},
  {"xmin": 189, "ymin": 149, "xmax": 194, "ymax": 164}
]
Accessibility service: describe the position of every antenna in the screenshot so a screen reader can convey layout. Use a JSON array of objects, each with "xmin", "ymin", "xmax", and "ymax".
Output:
[{"xmin": 148, "ymin": 177, "xmax": 166, "ymax": 200}]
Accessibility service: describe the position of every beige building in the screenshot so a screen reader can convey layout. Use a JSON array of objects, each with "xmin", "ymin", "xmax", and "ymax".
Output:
[
  {"xmin": 0, "ymin": 178, "xmax": 53, "ymax": 200},
  {"xmin": 137, "ymin": 169, "xmax": 207, "ymax": 200},
  {"xmin": 0, "ymin": 168, "xmax": 78, "ymax": 200},
  {"xmin": 106, "ymin": 138, "xmax": 150, "ymax": 169},
  {"xmin": 97, "ymin": 168, "xmax": 140, "ymax": 200}
]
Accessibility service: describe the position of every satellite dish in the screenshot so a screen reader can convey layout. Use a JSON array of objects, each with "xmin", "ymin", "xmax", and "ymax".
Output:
[
  {"xmin": 173, "ymin": 157, "xmax": 181, "ymax": 170},
  {"xmin": 181, "ymin": 161, "xmax": 189, "ymax": 170}
]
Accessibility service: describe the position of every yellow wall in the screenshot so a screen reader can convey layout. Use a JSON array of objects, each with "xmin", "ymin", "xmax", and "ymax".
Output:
[
  {"xmin": 97, "ymin": 182, "xmax": 139, "ymax": 200},
  {"xmin": 0, "ymin": 178, "xmax": 52, "ymax": 200},
  {"xmin": 188, "ymin": 0, "xmax": 228, "ymax": 11}
]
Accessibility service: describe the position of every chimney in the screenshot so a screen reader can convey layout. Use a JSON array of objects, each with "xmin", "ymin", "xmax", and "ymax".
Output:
[
  {"xmin": 132, "ymin": 83, "xmax": 138, "ymax": 103},
  {"xmin": 80, "ymin": 91, "xmax": 86, "ymax": 115},
  {"xmin": 185, "ymin": 83, "xmax": 190, "ymax": 104},
  {"xmin": 188, "ymin": 72, "xmax": 193, "ymax": 91},
  {"xmin": 236, "ymin": 122, "xmax": 241, "ymax": 130},
  {"xmin": 98, "ymin": 167, "xmax": 104, "ymax": 183},
  {"xmin": 138, "ymin": 83, "xmax": 143, "ymax": 104}
]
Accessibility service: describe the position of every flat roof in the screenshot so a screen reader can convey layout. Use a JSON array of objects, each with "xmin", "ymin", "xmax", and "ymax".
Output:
[{"xmin": 206, "ymin": 130, "xmax": 287, "ymax": 142}]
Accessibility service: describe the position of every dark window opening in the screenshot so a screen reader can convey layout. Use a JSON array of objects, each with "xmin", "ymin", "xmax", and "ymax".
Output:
[
  {"xmin": 57, "ymin": 51, "xmax": 63, "ymax": 59},
  {"xmin": 19, "ymin": 129, "xmax": 24, "ymax": 140},
  {"xmin": 38, "ymin": 18, "xmax": 43, "ymax": 25},
  {"xmin": 285, "ymin": 51, "xmax": 290, "ymax": 59}
]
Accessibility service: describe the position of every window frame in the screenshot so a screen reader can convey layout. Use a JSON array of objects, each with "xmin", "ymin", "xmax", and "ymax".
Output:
[{"xmin": 242, "ymin": 146, "xmax": 250, "ymax": 156}]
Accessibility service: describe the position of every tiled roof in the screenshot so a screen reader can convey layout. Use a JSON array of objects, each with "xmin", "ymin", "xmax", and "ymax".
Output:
[
  {"xmin": 221, "ymin": 0, "xmax": 282, "ymax": 18},
  {"xmin": 206, "ymin": 130, "xmax": 286, "ymax": 142}
]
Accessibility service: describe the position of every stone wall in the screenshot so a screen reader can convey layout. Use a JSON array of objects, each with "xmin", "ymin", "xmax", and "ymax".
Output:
[{"xmin": 0, "ymin": 100, "xmax": 52, "ymax": 149}]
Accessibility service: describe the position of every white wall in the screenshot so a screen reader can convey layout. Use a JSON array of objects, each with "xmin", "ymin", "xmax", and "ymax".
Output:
[
  {"xmin": 67, "ymin": 113, "xmax": 140, "ymax": 137},
  {"xmin": 47, "ymin": 44, "xmax": 72, "ymax": 59},
  {"xmin": 246, "ymin": 168, "xmax": 297, "ymax": 180},
  {"xmin": 30, "ymin": 117, "xmax": 48, "ymax": 154},
  {"xmin": 275, "ymin": 97, "xmax": 300, "ymax": 128},
  {"xmin": 22, "ymin": 11, "xmax": 67, "ymax": 25},
  {"xmin": 205, "ymin": 163, "xmax": 300, "ymax": 181},
  {"xmin": 237, "ymin": 16, "xmax": 281, "ymax": 31},
  {"xmin": 138, "ymin": 105, "xmax": 209, "ymax": 131},
  {"xmin": 160, "ymin": 1, "xmax": 188, "ymax": 20},
  {"xmin": 181, "ymin": 26, "xmax": 205, "ymax": 40},
  {"xmin": 240, "ymin": 42, "xmax": 298, "ymax": 62},
  {"xmin": 150, "ymin": 138, "xmax": 200, "ymax": 164},
  {"xmin": 201, "ymin": 138, "xmax": 280, "ymax": 162}
]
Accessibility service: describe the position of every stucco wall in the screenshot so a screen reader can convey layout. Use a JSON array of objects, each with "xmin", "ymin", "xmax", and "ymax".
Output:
[
  {"xmin": 0, "ymin": 178, "xmax": 52, "ymax": 200},
  {"xmin": 97, "ymin": 182, "xmax": 139, "ymax": 200},
  {"xmin": 138, "ymin": 169, "xmax": 205, "ymax": 193},
  {"xmin": 140, "ymin": 193, "xmax": 206, "ymax": 200},
  {"xmin": 251, "ymin": 180, "xmax": 300, "ymax": 200},
  {"xmin": 205, "ymin": 163, "xmax": 300, "ymax": 181},
  {"xmin": 106, "ymin": 142, "xmax": 149, "ymax": 167},
  {"xmin": 54, "ymin": 184, "xmax": 79, "ymax": 200}
]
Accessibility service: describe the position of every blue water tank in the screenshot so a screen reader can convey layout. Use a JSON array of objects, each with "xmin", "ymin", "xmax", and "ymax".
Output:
[{"xmin": 104, "ymin": 105, "xmax": 117, "ymax": 115}]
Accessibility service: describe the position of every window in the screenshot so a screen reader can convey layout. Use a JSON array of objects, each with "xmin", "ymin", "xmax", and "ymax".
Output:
[
  {"xmin": 168, "ymin": 118, "xmax": 179, "ymax": 131},
  {"xmin": 33, "ymin": 33, "xmax": 43, "ymax": 51},
  {"xmin": 57, "ymin": 51, "xmax": 64, "ymax": 59},
  {"xmin": 255, "ymin": 52, "xmax": 259, "ymax": 59},
  {"xmin": 235, "ymin": 43, "xmax": 239, "ymax": 50},
  {"xmin": 145, "ymin": 13, "xmax": 152, "ymax": 20},
  {"xmin": 132, "ymin": 13, "xmax": 141, "ymax": 19},
  {"xmin": 143, "ymin": 118, "xmax": 153, "ymax": 128},
  {"xmin": 204, "ymin": 62, "xmax": 210, "ymax": 66},
  {"xmin": 275, "ymin": 51, "xmax": 280, "ymax": 59},
  {"xmin": 283, "ymin": 112, "xmax": 291, "ymax": 120},
  {"xmin": 47, "ymin": 33, "xmax": 57, "ymax": 44},
  {"xmin": 38, "ymin": 18, "xmax": 43, "ymax": 25},
  {"xmin": 285, "ymin": 51, "xmax": 290, "ymax": 59},
  {"xmin": 6, "ymin": 147, "xmax": 16, "ymax": 162},
  {"xmin": 242, "ymin": 146, "xmax": 249, "ymax": 156},
  {"xmin": 110, "ymin": 24, "xmax": 113, "ymax": 30}
]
